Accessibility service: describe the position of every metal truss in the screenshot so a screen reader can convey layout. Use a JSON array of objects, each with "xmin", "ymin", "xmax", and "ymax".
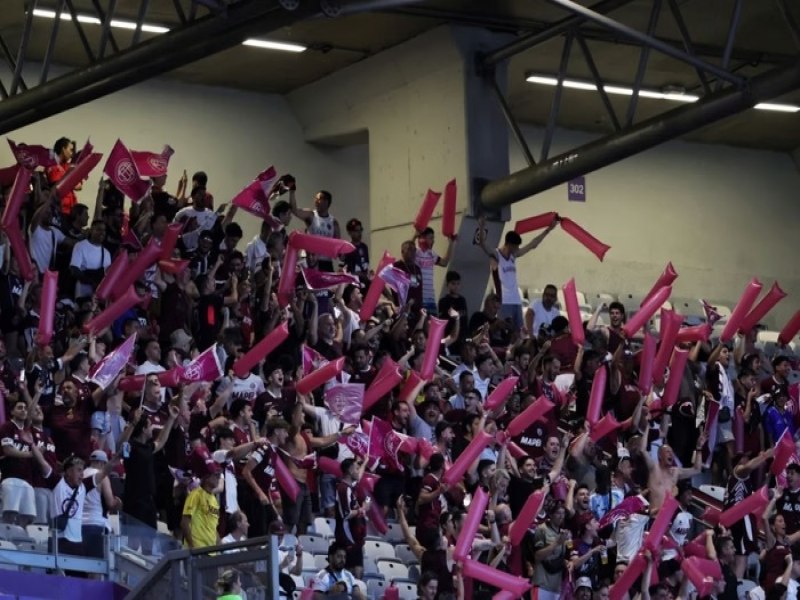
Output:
[{"xmin": 476, "ymin": 0, "xmax": 800, "ymax": 210}]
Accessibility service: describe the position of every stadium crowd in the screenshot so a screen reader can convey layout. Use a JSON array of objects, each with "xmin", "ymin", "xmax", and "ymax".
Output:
[{"xmin": 0, "ymin": 136, "xmax": 798, "ymax": 600}]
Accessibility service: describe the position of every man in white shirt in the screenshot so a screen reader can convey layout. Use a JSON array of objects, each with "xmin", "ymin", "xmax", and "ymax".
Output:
[
  {"xmin": 414, "ymin": 227, "xmax": 455, "ymax": 313},
  {"xmin": 135, "ymin": 339, "xmax": 166, "ymax": 404},
  {"xmin": 69, "ymin": 220, "xmax": 111, "ymax": 298},
  {"xmin": 173, "ymin": 188, "xmax": 219, "ymax": 252},
  {"xmin": 528, "ymin": 284, "xmax": 560, "ymax": 336},
  {"xmin": 244, "ymin": 220, "xmax": 270, "ymax": 274},
  {"xmin": 313, "ymin": 541, "xmax": 364, "ymax": 599}
]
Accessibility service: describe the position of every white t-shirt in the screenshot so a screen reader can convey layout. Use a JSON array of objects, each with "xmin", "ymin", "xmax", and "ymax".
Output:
[
  {"xmin": 614, "ymin": 513, "xmax": 649, "ymax": 563},
  {"xmin": 415, "ymin": 247, "xmax": 440, "ymax": 307},
  {"xmin": 174, "ymin": 207, "xmax": 218, "ymax": 252},
  {"xmin": 230, "ymin": 373, "xmax": 265, "ymax": 405},
  {"xmin": 53, "ymin": 474, "xmax": 97, "ymax": 543},
  {"xmin": 493, "ymin": 249, "xmax": 521, "ymax": 305},
  {"xmin": 313, "ymin": 568, "xmax": 358, "ymax": 594},
  {"xmin": 245, "ymin": 236, "xmax": 268, "ymax": 273},
  {"xmin": 81, "ymin": 467, "xmax": 109, "ymax": 530},
  {"xmin": 531, "ymin": 300, "xmax": 560, "ymax": 335},
  {"xmin": 70, "ymin": 240, "xmax": 111, "ymax": 298},
  {"xmin": 310, "ymin": 406, "xmax": 354, "ymax": 461},
  {"xmin": 473, "ymin": 372, "xmax": 491, "ymax": 401},
  {"xmin": 29, "ymin": 225, "xmax": 65, "ymax": 273}
]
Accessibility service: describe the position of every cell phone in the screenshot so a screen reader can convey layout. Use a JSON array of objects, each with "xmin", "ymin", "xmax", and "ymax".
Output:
[
  {"xmin": 18, "ymin": 370, "xmax": 25, "ymax": 384},
  {"xmin": 122, "ymin": 442, "xmax": 130, "ymax": 459}
]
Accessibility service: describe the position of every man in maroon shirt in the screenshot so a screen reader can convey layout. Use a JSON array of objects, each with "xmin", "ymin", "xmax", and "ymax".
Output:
[
  {"xmin": 416, "ymin": 453, "xmax": 448, "ymax": 549},
  {"xmin": 0, "ymin": 399, "xmax": 38, "ymax": 525},
  {"xmin": 335, "ymin": 457, "xmax": 368, "ymax": 579},
  {"xmin": 29, "ymin": 403, "xmax": 59, "ymax": 522},
  {"xmin": 241, "ymin": 418, "xmax": 290, "ymax": 537},
  {"xmin": 44, "ymin": 380, "xmax": 94, "ymax": 461}
]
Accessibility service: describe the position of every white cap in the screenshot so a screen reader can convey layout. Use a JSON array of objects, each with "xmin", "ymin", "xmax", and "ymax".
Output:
[{"xmin": 575, "ymin": 577, "xmax": 593, "ymax": 590}]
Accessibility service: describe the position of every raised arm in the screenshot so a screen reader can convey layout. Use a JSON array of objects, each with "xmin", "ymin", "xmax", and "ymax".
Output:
[
  {"xmin": 396, "ymin": 496, "xmax": 426, "ymax": 560},
  {"xmin": 517, "ymin": 222, "xmax": 557, "ymax": 258}
]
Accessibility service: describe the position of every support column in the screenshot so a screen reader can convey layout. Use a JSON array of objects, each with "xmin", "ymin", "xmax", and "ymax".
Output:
[{"xmin": 288, "ymin": 26, "xmax": 513, "ymax": 315}]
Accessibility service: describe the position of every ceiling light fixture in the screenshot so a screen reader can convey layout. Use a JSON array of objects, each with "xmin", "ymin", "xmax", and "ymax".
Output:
[
  {"xmin": 526, "ymin": 73, "xmax": 800, "ymax": 113},
  {"xmin": 32, "ymin": 8, "xmax": 307, "ymax": 52}
]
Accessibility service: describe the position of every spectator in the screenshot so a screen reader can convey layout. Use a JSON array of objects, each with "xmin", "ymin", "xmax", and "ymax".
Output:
[
  {"xmin": 526, "ymin": 284, "xmax": 560, "ymax": 337},
  {"xmin": 413, "ymin": 227, "xmax": 455, "ymax": 313},
  {"xmin": 312, "ymin": 541, "xmax": 365, "ymax": 599},
  {"xmin": 341, "ymin": 218, "xmax": 370, "ymax": 282},
  {"xmin": 287, "ymin": 181, "xmax": 341, "ymax": 272},
  {"xmin": 69, "ymin": 220, "xmax": 111, "ymax": 298},
  {"xmin": 182, "ymin": 446, "xmax": 223, "ymax": 549}
]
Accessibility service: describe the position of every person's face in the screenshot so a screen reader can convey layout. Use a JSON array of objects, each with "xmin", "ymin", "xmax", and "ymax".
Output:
[
  {"xmin": 220, "ymin": 436, "xmax": 235, "ymax": 451},
  {"xmin": 618, "ymin": 458, "xmax": 632, "ymax": 480},
  {"xmin": 439, "ymin": 426, "xmax": 454, "ymax": 446},
  {"xmin": 719, "ymin": 347, "xmax": 730, "ymax": 367},
  {"xmin": 576, "ymin": 488, "xmax": 590, "ymax": 509},
  {"xmin": 61, "ymin": 381, "xmax": 78, "ymax": 405},
  {"xmin": 787, "ymin": 469, "xmax": 800, "ymax": 489},
  {"xmin": 721, "ymin": 539, "xmax": 735, "ymax": 563},
  {"xmin": 507, "ymin": 243, "xmax": 520, "ymax": 257},
  {"xmin": 226, "ymin": 238, "xmax": 242, "ymax": 254},
  {"xmin": 89, "ymin": 222, "xmax": 106, "ymax": 244},
  {"xmin": 777, "ymin": 360, "xmax": 791, "ymax": 378},
  {"xmin": 11, "ymin": 402, "xmax": 27, "ymax": 422},
  {"xmin": 267, "ymin": 368, "xmax": 284, "ymax": 387},
  {"xmin": 330, "ymin": 549, "xmax": 346, "ymax": 571},
  {"xmin": 348, "ymin": 225, "xmax": 362, "ymax": 243},
  {"xmin": 741, "ymin": 373, "xmax": 757, "ymax": 390},
  {"xmin": 240, "ymin": 405, "xmax": 253, "ymax": 422},
  {"xmin": 465, "ymin": 392, "xmax": 481, "ymax": 413},
  {"xmin": 658, "ymin": 444, "xmax": 675, "ymax": 467},
  {"xmin": 394, "ymin": 402, "xmax": 410, "ymax": 426},
  {"xmin": 549, "ymin": 507, "xmax": 565, "ymax": 528},
  {"xmin": 517, "ymin": 352, "xmax": 531, "ymax": 372},
  {"xmin": 413, "ymin": 331, "xmax": 426, "ymax": 351},
  {"xmin": 481, "ymin": 463, "xmax": 497, "ymax": 483},
  {"xmin": 66, "ymin": 463, "xmax": 84, "ymax": 486},
  {"xmin": 522, "ymin": 458, "xmax": 536, "ymax": 479},
  {"xmin": 146, "ymin": 375, "xmax": 162, "ymax": 402},
  {"xmin": 460, "ymin": 374, "xmax": 474, "ymax": 394},
  {"xmin": 314, "ymin": 193, "xmax": 330, "ymax": 213},
  {"xmin": 423, "ymin": 404, "xmax": 440, "ymax": 425},
  {"xmin": 595, "ymin": 586, "xmax": 610, "ymax": 600},
  {"xmin": 425, "ymin": 385, "xmax": 441, "ymax": 403},
  {"xmin": 577, "ymin": 587, "xmax": 592, "ymax": 600},
  {"xmin": 146, "ymin": 341, "xmax": 161, "ymax": 363},
  {"xmin": 239, "ymin": 514, "xmax": 250, "ymax": 534},
  {"xmin": 401, "ymin": 243, "xmax": 415, "ymax": 264},
  {"xmin": 447, "ymin": 279, "xmax": 461, "ymax": 295},
  {"xmin": 30, "ymin": 404, "xmax": 43, "ymax": 425},
  {"xmin": 420, "ymin": 578, "xmax": 438, "ymax": 600},
  {"xmin": 777, "ymin": 395, "xmax": 788, "ymax": 411},
  {"xmin": 477, "ymin": 358, "xmax": 494, "ymax": 378},
  {"xmin": 275, "ymin": 427, "xmax": 289, "ymax": 446},
  {"xmin": 546, "ymin": 359, "xmax": 561, "ymax": 379},
  {"xmin": 353, "ymin": 349, "xmax": 370, "ymax": 371},
  {"xmin": 74, "ymin": 208, "xmax": 89, "ymax": 228},
  {"xmin": 420, "ymin": 233, "xmax": 434, "ymax": 249},
  {"xmin": 542, "ymin": 287, "xmax": 557, "ymax": 309},
  {"xmin": 613, "ymin": 564, "xmax": 627, "ymax": 582},
  {"xmin": 652, "ymin": 588, "xmax": 669, "ymax": 600},
  {"xmin": 545, "ymin": 436, "xmax": 560, "ymax": 460},
  {"xmin": 198, "ymin": 236, "xmax": 213, "ymax": 254},
  {"xmin": 775, "ymin": 515, "xmax": 787, "ymax": 536},
  {"xmin": 319, "ymin": 315, "xmax": 335, "ymax": 340},
  {"xmin": 609, "ymin": 308, "xmax": 624, "ymax": 327},
  {"xmin": 346, "ymin": 460, "xmax": 360, "ymax": 479}
]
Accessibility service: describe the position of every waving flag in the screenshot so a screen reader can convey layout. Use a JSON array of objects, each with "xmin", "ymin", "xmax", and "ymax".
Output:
[
  {"xmin": 301, "ymin": 267, "xmax": 360, "ymax": 291},
  {"xmin": 103, "ymin": 139, "xmax": 152, "ymax": 203},
  {"xmin": 302, "ymin": 344, "xmax": 327, "ymax": 376},
  {"xmin": 324, "ymin": 383, "xmax": 364, "ymax": 425},
  {"xmin": 8, "ymin": 139, "xmax": 56, "ymax": 169},
  {"xmin": 131, "ymin": 145, "xmax": 174, "ymax": 177},
  {"xmin": 0, "ymin": 164, "xmax": 20, "ymax": 187},
  {"xmin": 89, "ymin": 333, "xmax": 137, "ymax": 389},
  {"xmin": 232, "ymin": 166, "xmax": 279, "ymax": 219},
  {"xmin": 379, "ymin": 265, "xmax": 411, "ymax": 306},
  {"xmin": 180, "ymin": 343, "xmax": 223, "ymax": 383},
  {"xmin": 701, "ymin": 299, "xmax": 722, "ymax": 327},
  {"xmin": 340, "ymin": 430, "xmax": 369, "ymax": 458},
  {"xmin": 367, "ymin": 417, "xmax": 411, "ymax": 472}
]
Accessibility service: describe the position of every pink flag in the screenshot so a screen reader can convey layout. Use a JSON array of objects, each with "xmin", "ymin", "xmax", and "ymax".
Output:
[
  {"xmin": 231, "ymin": 166, "xmax": 278, "ymax": 219},
  {"xmin": 8, "ymin": 139, "xmax": 56, "ymax": 169},
  {"xmin": 0, "ymin": 164, "xmax": 20, "ymax": 187},
  {"xmin": 302, "ymin": 344, "xmax": 328, "ymax": 376},
  {"xmin": 701, "ymin": 299, "xmax": 722, "ymax": 327},
  {"xmin": 180, "ymin": 344, "xmax": 223, "ymax": 383},
  {"xmin": 74, "ymin": 138, "xmax": 93, "ymax": 163},
  {"xmin": 325, "ymin": 383, "xmax": 364, "ymax": 425},
  {"xmin": 103, "ymin": 139, "xmax": 152, "ymax": 203},
  {"xmin": 368, "ymin": 417, "xmax": 409, "ymax": 472},
  {"xmin": 339, "ymin": 430, "xmax": 369, "ymax": 458},
  {"xmin": 120, "ymin": 213, "xmax": 143, "ymax": 250},
  {"xmin": 301, "ymin": 267, "xmax": 360, "ymax": 291},
  {"xmin": 379, "ymin": 265, "xmax": 411, "ymax": 306},
  {"xmin": 89, "ymin": 333, "xmax": 137, "ymax": 389},
  {"xmin": 131, "ymin": 145, "xmax": 174, "ymax": 177}
]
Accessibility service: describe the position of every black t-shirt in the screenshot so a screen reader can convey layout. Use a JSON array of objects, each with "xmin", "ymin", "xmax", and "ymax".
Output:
[
  {"xmin": 438, "ymin": 294, "xmax": 468, "ymax": 352},
  {"xmin": 341, "ymin": 242, "xmax": 370, "ymax": 279},
  {"xmin": 124, "ymin": 439, "xmax": 157, "ymax": 509},
  {"xmin": 152, "ymin": 190, "xmax": 181, "ymax": 222},
  {"xmin": 508, "ymin": 475, "xmax": 539, "ymax": 518},
  {"xmin": 778, "ymin": 487, "xmax": 800, "ymax": 535}
]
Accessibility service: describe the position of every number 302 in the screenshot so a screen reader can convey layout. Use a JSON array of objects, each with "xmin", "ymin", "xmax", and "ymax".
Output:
[{"xmin": 569, "ymin": 183, "xmax": 584, "ymax": 194}]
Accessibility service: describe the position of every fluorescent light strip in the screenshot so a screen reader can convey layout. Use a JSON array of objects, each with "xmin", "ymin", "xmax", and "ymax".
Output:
[
  {"xmin": 32, "ymin": 8, "xmax": 306, "ymax": 52},
  {"xmin": 526, "ymin": 73, "xmax": 799, "ymax": 112}
]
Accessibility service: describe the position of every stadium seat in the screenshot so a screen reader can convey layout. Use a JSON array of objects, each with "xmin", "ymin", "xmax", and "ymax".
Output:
[
  {"xmin": 367, "ymin": 578, "xmax": 386, "ymax": 599},
  {"xmin": 302, "ymin": 569, "xmax": 318, "ymax": 587},
  {"xmin": 313, "ymin": 517, "xmax": 335, "ymax": 538},
  {"xmin": 394, "ymin": 543, "xmax": 417, "ymax": 564},
  {"xmin": 407, "ymin": 564, "xmax": 420, "ymax": 583},
  {"xmin": 699, "ymin": 484, "xmax": 726, "ymax": 503},
  {"xmin": 25, "ymin": 525, "xmax": 49, "ymax": 545},
  {"xmin": 738, "ymin": 579, "xmax": 757, "ymax": 600},
  {"xmin": 282, "ymin": 533, "xmax": 298, "ymax": 549},
  {"xmin": 313, "ymin": 554, "xmax": 329, "ymax": 570},
  {"xmin": 301, "ymin": 551, "xmax": 315, "ymax": 568},
  {"xmin": 385, "ymin": 522, "xmax": 405, "ymax": 544},
  {"xmin": 363, "ymin": 557, "xmax": 379, "ymax": 577},
  {"xmin": 364, "ymin": 540, "xmax": 396, "ymax": 561},
  {"xmin": 0, "ymin": 540, "xmax": 17, "ymax": 550},
  {"xmin": 376, "ymin": 559, "xmax": 409, "ymax": 582},
  {"xmin": 298, "ymin": 535, "xmax": 329, "ymax": 555},
  {"xmin": 353, "ymin": 579, "xmax": 367, "ymax": 596},
  {"xmin": 395, "ymin": 581, "xmax": 417, "ymax": 600},
  {"xmin": 0, "ymin": 524, "xmax": 31, "ymax": 543}
]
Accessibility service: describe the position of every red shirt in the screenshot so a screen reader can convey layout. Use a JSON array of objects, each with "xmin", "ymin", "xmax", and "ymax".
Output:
[
  {"xmin": 47, "ymin": 163, "xmax": 77, "ymax": 215},
  {"xmin": 45, "ymin": 403, "xmax": 93, "ymax": 461},
  {"xmin": 417, "ymin": 473, "xmax": 445, "ymax": 531},
  {"xmin": 0, "ymin": 421, "xmax": 33, "ymax": 481}
]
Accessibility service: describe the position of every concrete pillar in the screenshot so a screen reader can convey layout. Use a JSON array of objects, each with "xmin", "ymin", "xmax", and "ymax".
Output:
[{"xmin": 288, "ymin": 25, "xmax": 513, "ymax": 316}]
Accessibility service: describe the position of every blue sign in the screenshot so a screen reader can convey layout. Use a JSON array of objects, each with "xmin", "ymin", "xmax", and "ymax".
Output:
[{"xmin": 568, "ymin": 176, "xmax": 586, "ymax": 202}]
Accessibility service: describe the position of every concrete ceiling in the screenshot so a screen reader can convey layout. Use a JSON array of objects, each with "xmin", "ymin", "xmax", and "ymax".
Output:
[{"xmin": 1, "ymin": 0, "xmax": 799, "ymax": 151}]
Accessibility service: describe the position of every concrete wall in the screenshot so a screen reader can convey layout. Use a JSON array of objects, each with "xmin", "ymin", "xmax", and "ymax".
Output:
[
  {"xmin": 1, "ymin": 75, "xmax": 369, "ymax": 246},
  {"xmin": 508, "ymin": 126, "xmax": 800, "ymax": 327}
]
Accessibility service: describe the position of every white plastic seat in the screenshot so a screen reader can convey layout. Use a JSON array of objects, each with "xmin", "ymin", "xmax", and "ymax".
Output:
[
  {"xmin": 738, "ymin": 579, "xmax": 757, "ymax": 600},
  {"xmin": 363, "ymin": 556, "xmax": 379, "ymax": 577},
  {"xmin": 0, "ymin": 540, "xmax": 17, "ymax": 549},
  {"xmin": 301, "ymin": 551, "xmax": 315, "ymax": 568},
  {"xmin": 0, "ymin": 523, "xmax": 29, "ymax": 542},
  {"xmin": 302, "ymin": 569, "xmax": 318, "ymax": 587},
  {"xmin": 364, "ymin": 540, "xmax": 396, "ymax": 561},
  {"xmin": 394, "ymin": 543, "xmax": 417, "ymax": 563},
  {"xmin": 313, "ymin": 554, "xmax": 329, "ymax": 570},
  {"xmin": 25, "ymin": 524, "xmax": 50, "ymax": 545},
  {"xmin": 367, "ymin": 578, "xmax": 387, "ymax": 598},
  {"xmin": 376, "ymin": 559, "xmax": 409, "ymax": 582},
  {"xmin": 385, "ymin": 522, "xmax": 405, "ymax": 544},
  {"xmin": 298, "ymin": 534, "xmax": 329, "ymax": 555},
  {"xmin": 313, "ymin": 517, "xmax": 335, "ymax": 538},
  {"xmin": 396, "ymin": 582, "xmax": 418, "ymax": 600},
  {"xmin": 699, "ymin": 484, "xmax": 726, "ymax": 503}
]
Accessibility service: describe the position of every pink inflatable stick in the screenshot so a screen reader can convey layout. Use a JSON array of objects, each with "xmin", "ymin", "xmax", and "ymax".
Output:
[
  {"xmin": 295, "ymin": 357, "xmax": 345, "ymax": 395},
  {"xmin": 771, "ymin": 430, "xmax": 795, "ymax": 476},
  {"xmin": 4, "ymin": 228, "xmax": 35, "ymax": 281},
  {"xmin": 277, "ymin": 246, "xmax": 298, "ymax": 307},
  {"xmin": 644, "ymin": 495, "xmax": 678, "ymax": 552},
  {"xmin": 461, "ymin": 559, "xmax": 531, "ymax": 597},
  {"xmin": 95, "ymin": 249, "xmax": 129, "ymax": 301},
  {"xmin": 363, "ymin": 358, "xmax": 404, "ymax": 411},
  {"xmin": 559, "ymin": 217, "xmax": 610, "ymax": 261},
  {"xmin": 442, "ymin": 430, "xmax": 493, "ymax": 487},
  {"xmin": 55, "ymin": 153, "xmax": 102, "ymax": 199},
  {"xmin": 586, "ymin": 365, "xmax": 607, "ymax": 425},
  {"xmin": 274, "ymin": 452, "xmax": 300, "ymax": 502},
  {"xmin": 720, "ymin": 278, "xmax": 763, "ymax": 343},
  {"xmin": 83, "ymin": 286, "xmax": 149, "ymax": 334},
  {"xmin": 441, "ymin": 179, "xmax": 457, "ymax": 238},
  {"xmin": 288, "ymin": 231, "xmax": 355, "ymax": 257},
  {"xmin": 641, "ymin": 262, "xmax": 678, "ymax": 308},
  {"xmin": 675, "ymin": 323, "xmax": 712, "ymax": 344},
  {"xmin": 638, "ymin": 333, "xmax": 657, "ymax": 395},
  {"xmin": 506, "ymin": 396, "xmax": 556, "ymax": 438},
  {"xmin": 779, "ymin": 310, "xmax": 800, "ymax": 346},
  {"xmin": 562, "ymin": 278, "xmax": 585, "ymax": 346},
  {"xmin": 37, "ymin": 270, "xmax": 59, "ymax": 346},
  {"xmin": 514, "ymin": 212, "xmax": 558, "ymax": 235},
  {"xmin": 159, "ymin": 222, "xmax": 184, "ymax": 260},
  {"xmin": 454, "ymin": 486, "xmax": 489, "ymax": 561},
  {"xmin": 0, "ymin": 166, "xmax": 31, "ymax": 229},
  {"xmin": 399, "ymin": 370, "xmax": 425, "ymax": 405},
  {"xmin": 359, "ymin": 251, "xmax": 394, "ymax": 322},
  {"xmin": 653, "ymin": 309, "xmax": 682, "ymax": 387},
  {"xmin": 113, "ymin": 238, "xmax": 162, "ymax": 292},
  {"xmin": 318, "ymin": 456, "xmax": 343, "ymax": 477},
  {"xmin": 661, "ymin": 348, "xmax": 689, "ymax": 408},
  {"xmin": 484, "ymin": 376, "xmax": 519, "ymax": 412},
  {"xmin": 414, "ymin": 189, "xmax": 442, "ymax": 232},
  {"xmin": 718, "ymin": 486, "xmax": 768, "ymax": 528},
  {"xmin": 509, "ymin": 489, "xmax": 546, "ymax": 545},
  {"xmin": 610, "ymin": 554, "xmax": 647, "ymax": 600},
  {"xmin": 739, "ymin": 281, "xmax": 787, "ymax": 334},
  {"xmin": 232, "ymin": 321, "xmax": 289, "ymax": 378},
  {"xmin": 420, "ymin": 317, "xmax": 447, "ymax": 380},
  {"xmin": 157, "ymin": 259, "xmax": 190, "ymax": 275},
  {"xmin": 622, "ymin": 286, "xmax": 672, "ymax": 339},
  {"xmin": 589, "ymin": 413, "xmax": 621, "ymax": 442}
]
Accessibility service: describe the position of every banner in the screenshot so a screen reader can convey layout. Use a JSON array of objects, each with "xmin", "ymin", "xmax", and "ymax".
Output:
[
  {"xmin": 324, "ymin": 383, "xmax": 364, "ymax": 425},
  {"xmin": 231, "ymin": 166, "xmax": 279, "ymax": 219},
  {"xmin": 131, "ymin": 145, "xmax": 174, "ymax": 177},
  {"xmin": 89, "ymin": 333, "xmax": 137, "ymax": 389},
  {"xmin": 367, "ymin": 417, "xmax": 409, "ymax": 472},
  {"xmin": 103, "ymin": 139, "xmax": 152, "ymax": 203},
  {"xmin": 8, "ymin": 139, "xmax": 56, "ymax": 169},
  {"xmin": 180, "ymin": 343, "xmax": 223, "ymax": 383},
  {"xmin": 301, "ymin": 267, "xmax": 360, "ymax": 291}
]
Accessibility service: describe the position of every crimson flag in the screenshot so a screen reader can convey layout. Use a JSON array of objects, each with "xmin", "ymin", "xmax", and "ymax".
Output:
[
  {"xmin": 103, "ymin": 139, "xmax": 152, "ymax": 203},
  {"xmin": 89, "ymin": 333, "xmax": 137, "ymax": 389},
  {"xmin": 131, "ymin": 145, "xmax": 174, "ymax": 177},
  {"xmin": 324, "ymin": 383, "xmax": 364, "ymax": 425},
  {"xmin": 8, "ymin": 139, "xmax": 56, "ymax": 169},
  {"xmin": 180, "ymin": 344, "xmax": 223, "ymax": 383}
]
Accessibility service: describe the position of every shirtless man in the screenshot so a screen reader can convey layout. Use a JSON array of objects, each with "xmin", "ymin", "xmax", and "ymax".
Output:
[
  {"xmin": 281, "ymin": 403, "xmax": 354, "ymax": 534},
  {"xmin": 641, "ymin": 432, "xmax": 706, "ymax": 514}
]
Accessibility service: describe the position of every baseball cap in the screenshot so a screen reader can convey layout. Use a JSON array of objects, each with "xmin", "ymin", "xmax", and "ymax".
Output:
[
  {"xmin": 575, "ymin": 577, "xmax": 593, "ymax": 591},
  {"xmin": 90, "ymin": 450, "xmax": 109, "ymax": 463},
  {"xmin": 188, "ymin": 446, "xmax": 222, "ymax": 479},
  {"xmin": 170, "ymin": 329, "xmax": 193, "ymax": 354}
]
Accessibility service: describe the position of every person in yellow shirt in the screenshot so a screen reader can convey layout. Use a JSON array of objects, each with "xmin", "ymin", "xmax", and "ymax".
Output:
[{"xmin": 182, "ymin": 446, "xmax": 222, "ymax": 549}]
